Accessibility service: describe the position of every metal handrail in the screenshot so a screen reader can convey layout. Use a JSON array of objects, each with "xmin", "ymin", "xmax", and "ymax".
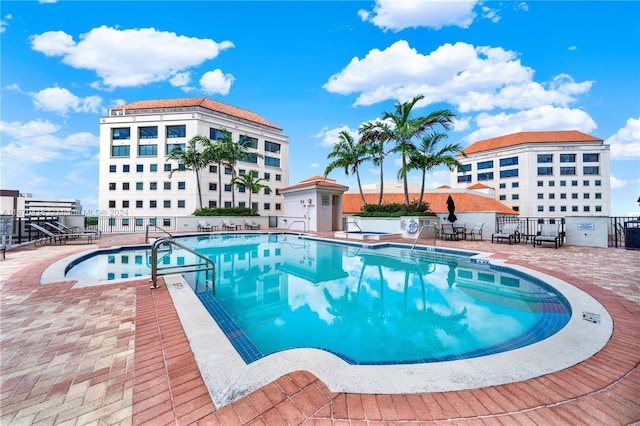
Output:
[
  {"xmin": 150, "ymin": 237, "xmax": 215, "ymax": 291},
  {"xmin": 145, "ymin": 224, "xmax": 174, "ymax": 243},
  {"xmin": 344, "ymin": 221, "xmax": 362, "ymax": 239},
  {"xmin": 410, "ymin": 224, "xmax": 438, "ymax": 254},
  {"xmin": 282, "ymin": 220, "xmax": 306, "ymax": 234}
]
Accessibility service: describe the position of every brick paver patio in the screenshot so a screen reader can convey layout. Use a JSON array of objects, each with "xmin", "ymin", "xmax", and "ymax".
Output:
[{"xmin": 1, "ymin": 232, "xmax": 638, "ymax": 425}]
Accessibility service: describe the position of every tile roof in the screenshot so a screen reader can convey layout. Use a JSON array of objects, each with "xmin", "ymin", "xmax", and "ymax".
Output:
[
  {"xmin": 113, "ymin": 97, "xmax": 282, "ymax": 130},
  {"xmin": 462, "ymin": 130, "xmax": 602, "ymax": 155},
  {"xmin": 281, "ymin": 176, "xmax": 349, "ymax": 192},
  {"xmin": 343, "ymin": 192, "xmax": 518, "ymax": 215},
  {"xmin": 467, "ymin": 183, "xmax": 492, "ymax": 189}
]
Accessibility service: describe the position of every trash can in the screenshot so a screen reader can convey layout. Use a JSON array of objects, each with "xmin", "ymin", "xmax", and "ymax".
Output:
[{"xmin": 624, "ymin": 220, "xmax": 640, "ymax": 250}]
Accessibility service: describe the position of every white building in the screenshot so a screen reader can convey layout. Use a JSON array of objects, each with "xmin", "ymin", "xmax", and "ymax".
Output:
[
  {"xmin": 0, "ymin": 190, "xmax": 81, "ymax": 217},
  {"xmin": 98, "ymin": 97, "xmax": 289, "ymax": 229},
  {"xmin": 450, "ymin": 131, "xmax": 610, "ymax": 217}
]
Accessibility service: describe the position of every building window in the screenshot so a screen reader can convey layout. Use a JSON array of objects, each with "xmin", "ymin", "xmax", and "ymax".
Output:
[
  {"xmin": 239, "ymin": 135, "xmax": 258, "ymax": 148},
  {"xmin": 477, "ymin": 160, "xmax": 493, "ymax": 170},
  {"xmin": 537, "ymin": 205, "xmax": 544, "ymax": 212},
  {"xmin": 458, "ymin": 164, "xmax": 472, "ymax": 172},
  {"xmin": 123, "ymin": 182, "xmax": 130, "ymax": 190},
  {"xmin": 583, "ymin": 180, "xmax": 590, "ymax": 186},
  {"xmin": 208, "ymin": 200, "xmax": 217, "ymax": 207},
  {"xmin": 252, "ymin": 202, "xmax": 259, "ymax": 210},
  {"xmin": 537, "ymin": 193, "xmax": 544, "ymax": 199},
  {"xmin": 122, "ymin": 218, "xmax": 129, "ymax": 226},
  {"xmin": 238, "ymin": 202, "xmax": 246, "ymax": 207},
  {"xmin": 560, "ymin": 154, "xmax": 576, "ymax": 163},
  {"xmin": 499, "ymin": 183, "xmax": 506, "ymax": 189},
  {"xmin": 457, "ymin": 175, "xmax": 471, "ymax": 183},
  {"xmin": 264, "ymin": 188, "xmax": 271, "ymax": 195},
  {"xmin": 583, "ymin": 153, "xmax": 599, "ymax": 162},
  {"xmin": 209, "ymin": 165, "xmax": 218, "ymax": 173},
  {"xmin": 275, "ymin": 189, "xmax": 281, "ymax": 195},
  {"xmin": 178, "ymin": 182, "xmax": 186, "ymax": 190},
  {"xmin": 238, "ymin": 185, "xmax": 246, "ymax": 193},
  {"xmin": 560, "ymin": 193, "xmax": 567, "ymax": 199},
  {"xmin": 595, "ymin": 205, "xmax": 602, "ymax": 212},
  {"xmin": 512, "ymin": 206, "xmax": 519, "ymax": 212},
  {"xmin": 224, "ymin": 184, "xmax": 232, "ymax": 192},
  {"xmin": 136, "ymin": 164, "xmax": 144, "ymax": 172},
  {"xmin": 163, "ymin": 218, "xmax": 171, "ymax": 227},
  {"xmin": 265, "ymin": 156, "xmax": 280, "ymax": 167},
  {"xmin": 499, "ymin": 195, "xmax": 506, "ymax": 201},
  {"xmin": 595, "ymin": 193, "xmax": 602, "ymax": 199},
  {"xmin": 512, "ymin": 194, "xmax": 519, "ymax": 200},
  {"xmin": 560, "ymin": 206, "xmax": 567, "ymax": 212},
  {"xmin": 572, "ymin": 206, "xmax": 578, "ymax": 212},
  {"xmin": 500, "ymin": 169, "xmax": 518, "ymax": 178},
  {"xmin": 584, "ymin": 206, "xmax": 590, "ymax": 212},
  {"xmin": 150, "ymin": 200, "xmax": 157, "ymax": 208},
  {"xmin": 538, "ymin": 167, "xmax": 553, "ymax": 176},
  {"xmin": 167, "ymin": 125, "xmax": 186, "ymax": 138},
  {"xmin": 477, "ymin": 172, "xmax": 493, "ymax": 181},
  {"xmin": 265, "ymin": 141, "xmax": 281, "ymax": 153},
  {"xmin": 584, "ymin": 193, "xmax": 590, "ymax": 199},
  {"xmin": 164, "ymin": 200, "xmax": 171, "ymax": 208},
  {"xmin": 500, "ymin": 157, "xmax": 518, "ymax": 167},
  {"xmin": 537, "ymin": 154, "xmax": 553, "ymax": 163},
  {"xmin": 224, "ymin": 201, "xmax": 232, "ymax": 208},
  {"xmin": 572, "ymin": 193, "xmax": 578, "ymax": 199},
  {"xmin": 560, "ymin": 167, "xmax": 576, "ymax": 176},
  {"xmin": 595, "ymin": 180, "xmax": 602, "ymax": 186},
  {"xmin": 572, "ymin": 180, "xmax": 578, "ymax": 186},
  {"xmin": 150, "ymin": 164, "xmax": 157, "ymax": 172},
  {"xmin": 276, "ymin": 174, "xmax": 282, "ymax": 181},
  {"xmin": 139, "ymin": 126, "xmax": 158, "ymax": 139},
  {"xmin": 136, "ymin": 200, "xmax": 143, "ymax": 208},
  {"xmin": 560, "ymin": 180, "xmax": 566, "ymax": 187},
  {"xmin": 111, "ymin": 145, "xmax": 130, "ymax": 157},
  {"xmin": 275, "ymin": 203, "xmax": 282, "ymax": 210},
  {"xmin": 150, "ymin": 182, "xmax": 157, "ymax": 190},
  {"xmin": 583, "ymin": 166, "xmax": 600, "ymax": 175},
  {"xmin": 537, "ymin": 181, "xmax": 544, "ymax": 187},
  {"xmin": 549, "ymin": 193, "xmax": 555, "ymax": 199},
  {"xmin": 164, "ymin": 182, "xmax": 171, "ymax": 190},
  {"xmin": 109, "ymin": 183, "xmax": 116, "ymax": 190},
  {"xmin": 210, "ymin": 128, "xmax": 230, "ymax": 140},
  {"xmin": 166, "ymin": 143, "xmax": 185, "ymax": 155},
  {"xmin": 123, "ymin": 164, "xmax": 130, "ymax": 172},
  {"xmin": 549, "ymin": 206, "xmax": 555, "ymax": 212},
  {"xmin": 264, "ymin": 203, "xmax": 271, "ymax": 210},
  {"xmin": 224, "ymin": 167, "xmax": 232, "ymax": 175},
  {"xmin": 135, "ymin": 218, "xmax": 144, "ymax": 226},
  {"xmin": 237, "ymin": 169, "xmax": 245, "ymax": 176},
  {"xmin": 264, "ymin": 172, "xmax": 271, "ymax": 180},
  {"xmin": 109, "ymin": 165, "xmax": 117, "ymax": 173},
  {"xmin": 136, "ymin": 182, "xmax": 143, "ymax": 190},
  {"xmin": 164, "ymin": 164, "xmax": 172, "ymax": 172},
  {"xmin": 138, "ymin": 144, "xmax": 158, "ymax": 157},
  {"xmin": 549, "ymin": 181, "xmax": 555, "ymax": 187},
  {"xmin": 512, "ymin": 182, "xmax": 519, "ymax": 188},
  {"xmin": 108, "ymin": 200, "xmax": 116, "ymax": 208},
  {"xmin": 209, "ymin": 183, "xmax": 217, "ymax": 191},
  {"xmin": 177, "ymin": 200, "xmax": 185, "ymax": 208},
  {"xmin": 112, "ymin": 127, "xmax": 130, "ymax": 140}
]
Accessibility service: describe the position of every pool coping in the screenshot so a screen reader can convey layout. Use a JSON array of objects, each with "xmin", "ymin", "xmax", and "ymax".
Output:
[{"xmin": 41, "ymin": 238, "xmax": 614, "ymax": 409}]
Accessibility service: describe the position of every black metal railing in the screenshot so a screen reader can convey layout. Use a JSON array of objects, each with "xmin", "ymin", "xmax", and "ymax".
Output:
[{"xmin": 496, "ymin": 216, "xmax": 566, "ymax": 244}]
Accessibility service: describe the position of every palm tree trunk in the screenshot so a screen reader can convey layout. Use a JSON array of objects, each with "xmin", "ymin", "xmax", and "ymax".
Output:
[
  {"xmin": 356, "ymin": 168, "xmax": 367, "ymax": 207},
  {"xmin": 377, "ymin": 158, "xmax": 384, "ymax": 205},
  {"xmin": 402, "ymin": 154, "xmax": 409, "ymax": 206},
  {"xmin": 217, "ymin": 163, "xmax": 222, "ymax": 207},
  {"xmin": 417, "ymin": 170, "xmax": 426, "ymax": 208},
  {"xmin": 195, "ymin": 170, "xmax": 203, "ymax": 210},
  {"xmin": 231, "ymin": 170, "xmax": 236, "ymax": 207}
]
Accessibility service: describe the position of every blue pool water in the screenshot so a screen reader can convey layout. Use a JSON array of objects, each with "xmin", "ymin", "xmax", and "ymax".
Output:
[{"xmin": 66, "ymin": 233, "xmax": 571, "ymax": 364}]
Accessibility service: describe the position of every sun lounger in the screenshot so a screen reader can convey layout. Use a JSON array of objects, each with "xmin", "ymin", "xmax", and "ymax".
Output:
[
  {"xmin": 222, "ymin": 219, "xmax": 237, "ymax": 231},
  {"xmin": 534, "ymin": 223, "xmax": 563, "ymax": 249},
  {"xmin": 28, "ymin": 223, "xmax": 93, "ymax": 245},
  {"xmin": 244, "ymin": 219, "xmax": 260, "ymax": 230},
  {"xmin": 198, "ymin": 220, "xmax": 213, "ymax": 231},
  {"xmin": 492, "ymin": 223, "xmax": 520, "ymax": 244},
  {"xmin": 54, "ymin": 221, "xmax": 100, "ymax": 238},
  {"xmin": 467, "ymin": 223, "xmax": 484, "ymax": 241}
]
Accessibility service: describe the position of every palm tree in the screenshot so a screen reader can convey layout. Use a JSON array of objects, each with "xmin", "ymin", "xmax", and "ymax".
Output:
[
  {"xmin": 325, "ymin": 130, "xmax": 368, "ymax": 206},
  {"xmin": 209, "ymin": 129, "xmax": 232, "ymax": 208},
  {"xmin": 359, "ymin": 121, "xmax": 390, "ymax": 206},
  {"xmin": 407, "ymin": 132, "xmax": 467, "ymax": 208},
  {"xmin": 220, "ymin": 134, "xmax": 263, "ymax": 207},
  {"xmin": 367, "ymin": 94, "xmax": 455, "ymax": 206},
  {"xmin": 166, "ymin": 135, "xmax": 214, "ymax": 210},
  {"xmin": 232, "ymin": 170, "xmax": 271, "ymax": 210}
]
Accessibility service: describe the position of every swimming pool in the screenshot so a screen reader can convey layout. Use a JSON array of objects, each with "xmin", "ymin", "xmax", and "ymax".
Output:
[
  {"xmin": 52, "ymin": 232, "xmax": 611, "ymax": 405},
  {"xmin": 65, "ymin": 233, "xmax": 570, "ymax": 364}
]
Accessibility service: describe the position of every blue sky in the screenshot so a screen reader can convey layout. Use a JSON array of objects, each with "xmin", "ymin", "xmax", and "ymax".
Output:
[{"xmin": 1, "ymin": 0, "xmax": 639, "ymax": 216}]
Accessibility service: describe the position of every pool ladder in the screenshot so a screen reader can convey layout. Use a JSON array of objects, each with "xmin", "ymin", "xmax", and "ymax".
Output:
[
  {"xmin": 150, "ymin": 237, "xmax": 215, "ymax": 291},
  {"xmin": 410, "ymin": 224, "xmax": 438, "ymax": 254}
]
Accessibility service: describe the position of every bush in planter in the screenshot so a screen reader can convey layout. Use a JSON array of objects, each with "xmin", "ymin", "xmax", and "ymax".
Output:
[
  {"xmin": 194, "ymin": 207, "xmax": 258, "ymax": 216},
  {"xmin": 355, "ymin": 201, "xmax": 436, "ymax": 217}
]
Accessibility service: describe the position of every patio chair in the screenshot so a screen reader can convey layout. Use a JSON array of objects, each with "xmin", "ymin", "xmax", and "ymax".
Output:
[
  {"xmin": 467, "ymin": 223, "xmax": 484, "ymax": 241},
  {"xmin": 244, "ymin": 219, "xmax": 260, "ymax": 230},
  {"xmin": 534, "ymin": 223, "xmax": 563, "ymax": 249},
  {"xmin": 222, "ymin": 219, "xmax": 236, "ymax": 231},
  {"xmin": 440, "ymin": 224, "xmax": 457, "ymax": 241},
  {"xmin": 492, "ymin": 223, "xmax": 520, "ymax": 245},
  {"xmin": 55, "ymin": 221, "xmax": 100, "ymax": 238},
  {"xmin": 27, "ymin": 223, "xmax": 93, "ymax": 245},
  {"xmin": 198, "ymin": 220, "xmax": 213, "ymax": 231}
]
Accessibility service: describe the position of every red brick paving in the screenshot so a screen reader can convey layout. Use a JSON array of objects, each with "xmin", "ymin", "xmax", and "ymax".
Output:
[{"xmin": 1, "ymin": 233, "xmax": 638, "ymax": 425}]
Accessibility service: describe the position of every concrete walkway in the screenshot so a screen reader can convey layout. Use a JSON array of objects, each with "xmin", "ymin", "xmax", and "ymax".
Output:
[{"xmin": 0, "ymin": 232, "xmax": 638, "ymax": 425}]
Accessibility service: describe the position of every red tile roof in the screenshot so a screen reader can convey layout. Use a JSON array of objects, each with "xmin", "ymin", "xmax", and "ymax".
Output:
[
  {"xmin": 113, "ymin": 97, "xmax": 282, "ymax": 130},
  {"xmin": 281, "ymin": 176, "xmax": 349, "ymax": 192},
  {"xmin": 467, "ymin": 183, "xmax": 492, "ymax": 190},
  {"xmin": 462, "ymin": 130, "xmax": 602, "ymax": 155},
  {"xmin": 343, "ymin": 192, "xmax": 518, "ymax": 215}
]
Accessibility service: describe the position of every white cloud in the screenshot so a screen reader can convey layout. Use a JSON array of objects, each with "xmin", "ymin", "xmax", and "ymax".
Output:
[
  {"xmin": 0, "ymin": 119, "xmax": 99, "ymax": 163},
  {"xmin": 30, "ymin": 26, "xmax": 234, "ymax": 89},
  {"xmin": 606, "ymin": 117, "xmax": 640, "ymax": 159},
  {"xmin": 310, "ymin": 163, "xmax": 319, "ymax": 168},
  {"xmin": 170, "ymin": 71, "xmax": 191, "ymax": 87},
  {"xmin": 314, "ymin": 125, "xmax": 357, "ymax": 147},
  {"xmin": 359, "ymin": 0, "xmax": 479, "ymax": 32},
  {"xmin": 610, "ymin": 176, "xmax": 628, "ymax": 189},
  {"xmin": 31, "ymin": 87, "xmax": 102, "ymax": 116},
  {"xmin": 1, "ymin": 13, "xmax": 12, "ymax": 33},
  {"xmin": 324, "ymin": 41, "xmax": 592, "ymax": 111},
  {"xmin": 199, "ymin": 69, "xmax": 235, "ymax": 95},
  {"xmin": 461, "ymin": 105, "xmax": 597, "ymax": 144}
]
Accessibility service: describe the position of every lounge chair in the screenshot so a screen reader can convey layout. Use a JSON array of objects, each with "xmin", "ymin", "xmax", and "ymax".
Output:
[
  {"xmin": 244, "ymin": 219, "xmax": 260, "ymax": 230},
  {"xmin": 467, "ymin": 223, "xmax": 484, "ymax": 241},
  {"xmin": 27, "ymin": 223, "xmax": 93, "ymax": 245},
  {"xmin": 198, "ymin": 220, "xmax": 213, "ymax": 231},
  {"xmin": 534, "ymin": 223, "xmax": 563, "ymax": 249},
  {"xmin": 440, "ymin": 224, "xmax": 457, "ymax": 241},
  {"xmin": 492, "ymin": 223, "xmax": 520, "ymax": 245},
  {"xmin": 222, "ymin": 219, "xmax": 237, "ymax": 231},
  {"xmin": 54, "ymin": 221, "xmax": 100, "ymax": 238}
]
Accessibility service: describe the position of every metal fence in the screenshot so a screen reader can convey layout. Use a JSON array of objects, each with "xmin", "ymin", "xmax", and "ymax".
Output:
[
  {"xmin": 496, "ymin": 216, "xmax": 566, "ymax": 244},
  {"xmin": 609, "ymin": 216, "xmax": 640, "ymax": 248}
]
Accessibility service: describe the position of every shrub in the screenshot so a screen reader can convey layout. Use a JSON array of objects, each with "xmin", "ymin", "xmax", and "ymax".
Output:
[
  {"xmin": 194, "ymin": 207, "xmax": 258, "ymax": 216},
  {"xmin": 355, "ymin": 201, "xmax": 436, "ymax": 217}
]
